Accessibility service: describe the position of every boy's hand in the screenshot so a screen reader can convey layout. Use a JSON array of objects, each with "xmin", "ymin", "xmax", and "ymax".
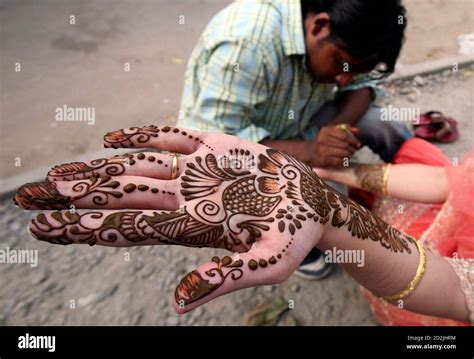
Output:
[{"xmin": 309, "ymin": 125, "xmax": 360, "ymax": 167}]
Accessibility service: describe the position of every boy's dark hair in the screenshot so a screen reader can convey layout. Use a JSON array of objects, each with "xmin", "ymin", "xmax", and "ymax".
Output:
[{"xmin": 301, "ymin": 0, "xmax": 407, "ymax": 75}]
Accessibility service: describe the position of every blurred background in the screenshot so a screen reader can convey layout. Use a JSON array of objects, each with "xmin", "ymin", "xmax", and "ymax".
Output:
[
  {"xmin": 0, "ymin": 0, "xmax": 473, "ymax": 325},
  {"xmin": 1, "ymin": 0, "xmax": 473, "ymax": 177}
]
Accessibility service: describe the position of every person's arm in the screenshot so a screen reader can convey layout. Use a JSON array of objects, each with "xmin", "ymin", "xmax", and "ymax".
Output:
[
  {"xmin": 329, "ymin": 88, "xmax": 372, "ymax": 126},
  {"xmin": 260, "ymin": 138, "xmax": 313, "ymax": 164},
  {"xmin": 316, "ymin": 163, "xmax": 449, "ymax": 203},
  {"xmin": 177, "ymin": 39, "xmax": 273, "ymax": 145},
  {"xmin": 318, "ymin": 215, "xmax": 469, "ymax": 322},
  {"xmin": 261, "ymin": 126, "xmax": 360, "ymax": 168},
  {"xmin": 261, "ymin": 89, "xmax": 369, "ymax": 166},
  {"xmin": 15, "ymin": 126, "xmax": 469, "ymax": 321}
]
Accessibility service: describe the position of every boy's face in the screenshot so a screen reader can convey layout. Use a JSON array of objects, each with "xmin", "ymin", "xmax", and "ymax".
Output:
[{"xmin": 304, "ymin": 13, "xmax": 375, "ymax": 86}]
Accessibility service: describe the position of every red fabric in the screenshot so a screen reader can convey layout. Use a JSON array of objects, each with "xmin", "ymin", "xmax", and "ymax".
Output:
[{"xmin": 353, "ymin": 139, "xmax": 473, "ymax": 326}]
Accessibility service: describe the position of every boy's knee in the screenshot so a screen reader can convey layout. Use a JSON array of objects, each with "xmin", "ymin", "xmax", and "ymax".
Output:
[{"xmin": 357, "ymin": 106, "xmax": 412, "ymax": 140}]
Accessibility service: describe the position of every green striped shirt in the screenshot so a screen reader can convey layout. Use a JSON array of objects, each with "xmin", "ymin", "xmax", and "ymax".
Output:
[{"xmin": 177, "ymin": 0, "xmax": 378, "ymax": 142}]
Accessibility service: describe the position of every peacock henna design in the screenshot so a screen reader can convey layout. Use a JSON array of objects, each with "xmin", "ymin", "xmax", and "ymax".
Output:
[
  {"xmin": 177, "ymin": 147, "xmax": 415, "ymax": 258},
  {"xmin": 353, "ymin": 164, "xmax": 384, "ymax": 193},
  {"xmin": 103, "ymin": 125, "xmax": 214, "ymax": 150},
  {"xmin": 18, "ymin": 139, "xmax": 424, "ymax": 310},
  {"xmin": 179, "ymin": 150, "xmax": 284, "ymax": 248},
  {"xmin": 22, "ymin": 146, "xmax": 416, "ymax": 256},
  {"xmin": 223, "ymin": 176, "xmax": 282, "ymax": 216},
  {"xmin": 180, "ymin": 152, "xmax": 252, "ymax": 200}
]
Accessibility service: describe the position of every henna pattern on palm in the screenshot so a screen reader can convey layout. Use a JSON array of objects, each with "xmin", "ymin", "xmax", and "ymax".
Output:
[
  {"xmin": 19, "ymin": 126, "xmax": 417, "ymax": 309},
  {"xmin": 175, "ymin": 148, "xmax": 416, "ymax": 305}
]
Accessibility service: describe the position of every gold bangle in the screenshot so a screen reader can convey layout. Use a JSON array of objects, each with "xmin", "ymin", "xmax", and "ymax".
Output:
[
  {"xmin": 376, "ymin": 238, "xmax": 426, "ymax": 303},
  {"xmin": 382, "ymin": 163, "xmax": 392, "ymax": 196},
  {"xmin": 170, "ymin": 153, "xmax": 179, "ymax": 180}
]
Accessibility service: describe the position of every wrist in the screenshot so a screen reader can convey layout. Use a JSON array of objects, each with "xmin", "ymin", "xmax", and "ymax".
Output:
[
  {"xmin": 303, "ymin": 140, "xmax": 320, "ymax": 167},
  {"xmin": 321, "ymin": 166, "xmax": 350, "ymax": 183}
]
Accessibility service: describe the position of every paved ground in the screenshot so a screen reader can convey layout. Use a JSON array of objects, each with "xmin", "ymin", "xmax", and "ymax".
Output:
[
  {"xmin": 1, "ymin": 0, "xmax": 473, "ymax": 178},
  {"xmin": 1, "ymin": 72, "xmax": 472, "ymax": 326}
]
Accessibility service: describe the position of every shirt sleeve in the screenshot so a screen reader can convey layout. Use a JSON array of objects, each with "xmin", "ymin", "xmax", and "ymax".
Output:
[
  {"xmin": 177, "ymin": 38, "xmax": 272, "ymax": 143},
  {"xmin": 336, "ymin": 74, "xmax": 382, "ymax": 101}
]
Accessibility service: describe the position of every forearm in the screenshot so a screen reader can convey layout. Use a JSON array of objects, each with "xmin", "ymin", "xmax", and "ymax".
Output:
[
  {"xmin": 318, "ymin": 222, "xmax": 469, "ymax": 322},
  {"xmin": 323, "ymin": 163, "xmax": 449, "ymax": 203},
  {"xmin": 330, "ymin": 88, "xmax": 372, "ymax": 126},
  {"xmin": 309, "ymin": 175, "xmax": 469, "ymax": 322},
  {"xmin": 260, "ymin": 138, "xmax": 312, "ymax": 164}
]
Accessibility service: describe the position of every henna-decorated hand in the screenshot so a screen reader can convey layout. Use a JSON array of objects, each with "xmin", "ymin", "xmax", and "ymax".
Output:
[
  {"xmin": 15, "ymin": 125, "xmax": 329, "ymax": 313},
  {"xmin": 15, "ymin": 125, "xmax": 415, "ymax": 313}
]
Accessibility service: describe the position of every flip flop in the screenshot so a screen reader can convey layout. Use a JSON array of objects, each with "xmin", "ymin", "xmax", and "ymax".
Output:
[{"xmin": 414, "ymin": 111, "xmax": 459, "ymax": 143}]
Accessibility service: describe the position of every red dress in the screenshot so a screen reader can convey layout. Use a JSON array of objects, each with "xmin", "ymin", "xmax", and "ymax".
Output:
[{"xmin": 351, "ymin": 138, "xmax": 474, "ymax": 326}]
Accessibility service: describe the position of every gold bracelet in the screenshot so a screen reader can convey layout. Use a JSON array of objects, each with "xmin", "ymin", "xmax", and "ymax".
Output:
[
  {"xmin": 376, "ymin": 238, "xmax": 426, "ymax": 303},
  {"xmin": 382, "ymin": 163, "xmax": 392, "ymax": 196}
]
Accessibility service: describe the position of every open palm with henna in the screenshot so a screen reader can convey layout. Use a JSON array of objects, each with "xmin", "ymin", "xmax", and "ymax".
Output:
[{"xmin": 15, "ymin": 125, "xmax": 415, "ymax": 313}]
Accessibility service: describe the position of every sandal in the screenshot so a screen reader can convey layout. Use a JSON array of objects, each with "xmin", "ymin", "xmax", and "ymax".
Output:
[{"xmin": 414, "ymin": 111, "xmax": 459, "ymax": 143}]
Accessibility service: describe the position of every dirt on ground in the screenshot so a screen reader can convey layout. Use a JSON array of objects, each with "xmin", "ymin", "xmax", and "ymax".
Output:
[{"xmin": 400, "ymin": 0, "xmax": 473, "ymax": 64}]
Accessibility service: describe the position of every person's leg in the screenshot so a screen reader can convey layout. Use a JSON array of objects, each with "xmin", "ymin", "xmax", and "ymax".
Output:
[
  {"xmin": 392, "ymin": 138, "xmax": 451, "ymax": 166},
  {"xmin": 355, "ymin": 106, "xmax": 413, "ymax": 163}
]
